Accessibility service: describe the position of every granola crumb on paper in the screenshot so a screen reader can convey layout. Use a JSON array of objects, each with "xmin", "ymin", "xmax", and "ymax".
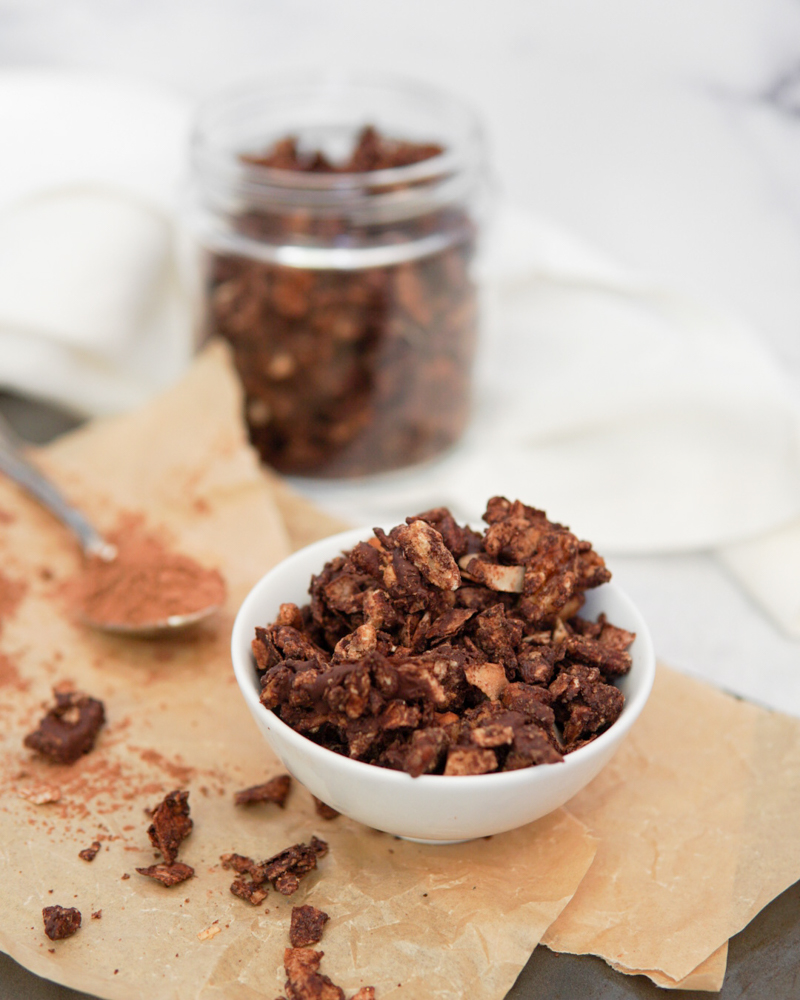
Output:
[
  {"xmin": 197, "ymin": 922, "xmax": 222, "ymax": 942},
  {"xmin": 78, "ymin": 841, "xmax": 101, "ymax": 862},
  {"xmin": 23, "ymin": 690, "xmax": 105, "ymax": 765},
  {"xmin": 42, "ymin": 905, "xmax": 81, "ymax": 941},
  {"xmin": 220, "ymin": 852, "xmax": 260, "ymax": 876},
  {"xmin": 220, "ymin": 851, "xmax": 269, "ymax": 906},
  {"xmin": 136, "ymin": 862, "xmax": 195, "ymax": 887},
  {"xmin": 281, "ymin": 947, "xmax": 344, "ymax": 1000},
  {"xmin": 279, "ymin": 947, "xmax": 376, "ymax": 1000},
  {"xmin": 290, "ymin": 904, "xmax": 330, "ymax": 947},
  {"xmin": 234, "ymin": 773, "xmax": 291, "ymax": 808},
  {"xmin": 133, "ymin": 790, "xmax": 195, "ymax": 886},
  {"xmin": 230, "ymin": 878, "xmax": 269, "ymax": 906},
  {"xmin": 147, "ymin": 789, "xmax": 193, "ymax": 864},
  {"xmin": 222, "ymin": 837, "xmax": 329, "ymax": 904},
  {"xmin": 18, "ymin": 784, "xmax": 62, "ymax": 805}
]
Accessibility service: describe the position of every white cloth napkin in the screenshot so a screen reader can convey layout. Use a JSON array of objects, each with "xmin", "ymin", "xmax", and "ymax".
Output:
[
  {"xmin": 0, "ymin": 70, "xmax": 194, "ymax": 416},
  {"xmin": 718, "ymin": 525, "xmax": 800, "ymax": 638}
]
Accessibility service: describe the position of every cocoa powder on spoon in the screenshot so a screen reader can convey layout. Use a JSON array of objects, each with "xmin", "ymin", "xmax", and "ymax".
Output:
[{"xmin": 66, "ymin": 515, "xmax": 226, "ymax": 632}]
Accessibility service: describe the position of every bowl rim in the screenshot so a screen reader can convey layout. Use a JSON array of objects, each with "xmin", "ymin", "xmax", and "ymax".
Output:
[{"xmin": 231, "ymin": 526, "xmax": 656, "ymax": 787}]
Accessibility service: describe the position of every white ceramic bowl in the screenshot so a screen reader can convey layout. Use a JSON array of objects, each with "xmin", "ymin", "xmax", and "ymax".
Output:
[{"xmin": 232, "ymin": 528, "xmax": 656, "ymax": 843}]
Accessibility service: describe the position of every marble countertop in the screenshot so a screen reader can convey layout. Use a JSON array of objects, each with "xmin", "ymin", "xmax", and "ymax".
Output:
[{"xmin": 0, "ymin": 2, "xmax": 798, "ymax": 997}]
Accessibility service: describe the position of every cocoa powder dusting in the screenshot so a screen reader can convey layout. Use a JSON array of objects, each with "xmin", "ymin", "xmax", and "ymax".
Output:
[
  {"xmin": 0, "ymin": 571, "xmax": 26, "ymax": 631},
  {"xmin": 67, "ymin": 516, "xmax": 226, "ymax": 629},
  {"xmin": 0, "ymin": 652, "xmax": 24, "ymax": 689}
]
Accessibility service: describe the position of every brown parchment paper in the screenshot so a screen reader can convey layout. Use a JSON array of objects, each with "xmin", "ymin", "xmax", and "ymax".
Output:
[
  {"xmin": 0, "ymin": 342, "xmax": 598, "ymax": 1000},
  {"xmin": 618, "ymin": 941, "xmax": 729, "ymax": 992},
  {"xmin": 268, "ymin": 471, "xmax": 351, "ymax": 550},
  {"xmin": 546, "ymin": 664, "xmax": 800, "ymax": 987}
]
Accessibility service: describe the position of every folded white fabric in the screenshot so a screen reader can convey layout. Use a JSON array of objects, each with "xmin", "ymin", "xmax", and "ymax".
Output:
[
  {"xmin": 0, "ymin": 70, "xmax": 194, "ymax": 415},
  {"xmin": 718, "ymin": 525, "xmax": 800, "ymax": 638}
]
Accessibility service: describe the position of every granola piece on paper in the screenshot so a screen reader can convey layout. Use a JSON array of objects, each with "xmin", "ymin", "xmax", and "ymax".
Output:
[
  {"xmin": 42, "ymin": 905, "xmax": 81, "ymax": 940},
  {"xmin": 234, "ymin": 773, "xmax": 292, "ymax": 808},
  {"xmin": 24, "ymin": 691, "xmax": 105, "ymax": 765},
  {"xmin": 136, "ymin": 862, "xmax": 195, "ymax": 887},
  {"xmin": 290, "ymin": 904, "xmax": 330, "ymax": 947},
  {"xmin": 147, "ymin": 789, "xmax": 192, "ymax": 864}
]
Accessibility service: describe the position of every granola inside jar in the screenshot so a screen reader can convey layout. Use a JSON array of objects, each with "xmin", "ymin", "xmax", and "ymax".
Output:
[{"xmin": 188, "ymin": 76, "xmax": 488, "ymax": 477}]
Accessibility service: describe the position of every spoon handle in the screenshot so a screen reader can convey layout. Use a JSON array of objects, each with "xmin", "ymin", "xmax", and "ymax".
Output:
[{"xmin": 0, "ymin": 417, "xmax": 116, "ymax": 561}]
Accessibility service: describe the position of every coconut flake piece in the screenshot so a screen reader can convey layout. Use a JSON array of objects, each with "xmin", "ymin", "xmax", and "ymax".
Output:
[
  {"xmin": 459, "ymin": 555, "xmax": 525, "ymax": 593},
  {"xmin": 464, "ymin": 661, "xmax": 509, "ymax": 701}
]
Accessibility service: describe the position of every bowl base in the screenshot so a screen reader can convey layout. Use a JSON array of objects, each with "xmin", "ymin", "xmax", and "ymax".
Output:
[{"xmin": 397, "ymin": 835, "xmax": 471, "ymax": 845}]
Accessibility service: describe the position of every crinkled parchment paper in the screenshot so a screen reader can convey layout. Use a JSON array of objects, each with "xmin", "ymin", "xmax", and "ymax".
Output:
[
  {"xmin": 620, "ymin": 942, "xmax": 729, "ymax": 992},
  {"xmin": 0, "ymin": 342, "xmax": 598, "ymax": 1000},
  {"xmin": 545, "ymin": 664, "xmax": 800, "ymax": 989}
]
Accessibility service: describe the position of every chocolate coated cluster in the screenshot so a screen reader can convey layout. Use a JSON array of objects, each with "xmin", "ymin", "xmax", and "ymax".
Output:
[
  {"xmin": 24, "ymin": 690, "xmax": 105, "ymax": 765},
  {"xmin": 221, "ymin": 836, "xmax": 328, "ymax": 906},
  {"xmin": 136, "ymin": 789, "xmax": 195, "ymax": 887}
]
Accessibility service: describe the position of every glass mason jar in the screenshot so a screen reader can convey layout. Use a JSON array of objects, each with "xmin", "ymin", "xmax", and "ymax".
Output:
[{"xmin": 188, "ymin": 74, "xmax": 488, "ymax": 477}]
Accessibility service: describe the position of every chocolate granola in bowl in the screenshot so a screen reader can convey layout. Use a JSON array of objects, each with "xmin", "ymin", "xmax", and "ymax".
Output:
[
  {"xmin": 255, "ymin": 499, "xmax": 633, "ymax": 774},
  {"xmin": 231, "ymin": 496, "xmax": 655, "ymax": 841}
]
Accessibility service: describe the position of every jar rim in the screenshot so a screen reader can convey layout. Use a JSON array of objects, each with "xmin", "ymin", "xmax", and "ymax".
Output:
[{"xmin": 191, "ymin": 72, "xmax": 485, "ymax": 208}]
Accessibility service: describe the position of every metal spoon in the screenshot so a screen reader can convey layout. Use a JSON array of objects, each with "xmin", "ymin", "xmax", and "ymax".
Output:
[{"xmin": 0, "ymin": 414, "xmax": 222, "ymax": 636}]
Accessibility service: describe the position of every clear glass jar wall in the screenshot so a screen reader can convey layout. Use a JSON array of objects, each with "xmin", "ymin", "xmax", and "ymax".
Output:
[{"xmin": 189, "ymin": 75, "xmax": 487, "ymax": 477}]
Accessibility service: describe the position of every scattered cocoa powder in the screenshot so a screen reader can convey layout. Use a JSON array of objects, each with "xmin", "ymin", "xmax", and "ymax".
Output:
[
  {"xmin": 0, "ymin": 651, "xmax": 24, "ymax": 690},
  {"xmin": 66, "ymin": 515, "xmax": 226, "ymax": 629},
  {"xmin": 134, "ymin": 748, "xmax": 196, "ymax": 785},
  {"xmin": 22, "ymin": 753, "xmax": 167, "ymax": 822},
  {"xmin": 0, "ymin": 570, "xmax": 26, "ymax": 631}
]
